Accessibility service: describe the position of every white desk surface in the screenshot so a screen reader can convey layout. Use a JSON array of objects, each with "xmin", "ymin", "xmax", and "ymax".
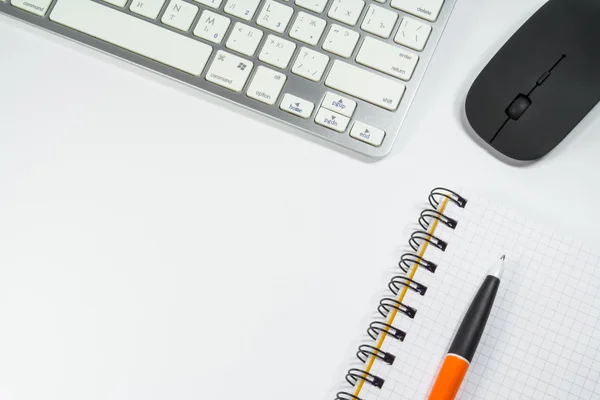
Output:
[{"xmin": 1, "ymin": 0, "xmax": 599, "ymax": 399}]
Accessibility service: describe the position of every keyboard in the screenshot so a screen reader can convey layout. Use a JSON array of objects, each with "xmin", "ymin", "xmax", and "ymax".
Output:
[{"xmin": 0, "ymin": 0, "xmax": 456, "ymax": 158}]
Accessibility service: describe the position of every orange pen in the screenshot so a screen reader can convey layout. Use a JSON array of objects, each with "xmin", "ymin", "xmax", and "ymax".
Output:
[{"xmin": 428, "ymin": 255, "xmax": 504, "ymax": 400}]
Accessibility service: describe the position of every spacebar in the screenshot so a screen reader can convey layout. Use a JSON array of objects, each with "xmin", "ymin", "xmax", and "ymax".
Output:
[{"xmin": 49, "ymin": 0, "xmax": 213, "ymax": 76}]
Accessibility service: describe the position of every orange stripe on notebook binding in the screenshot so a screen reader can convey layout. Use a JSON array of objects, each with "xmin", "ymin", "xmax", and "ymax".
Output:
[
  {"xmin": 352, "ymin": 197, "xmax": 450, "ymax": 398},
  {"xmin": 428, "ymin": 354, "xmax": 469, "ymax": 400}
]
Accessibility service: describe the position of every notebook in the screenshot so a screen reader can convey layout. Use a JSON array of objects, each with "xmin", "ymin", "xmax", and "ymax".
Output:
[{"xmin": 334, "ymin": 187, "xmax": 600, "ymax": 400}]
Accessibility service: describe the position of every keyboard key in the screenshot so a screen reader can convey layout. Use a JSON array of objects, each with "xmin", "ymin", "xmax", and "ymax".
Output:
[
  {"xmin": 350, "ymin": 121, "xmax": 386, "ymax": 146},
  {"xmin": 390, "ymin": 0, "xmax": 444, "ymax": 22},
  {"xmin": 280, "ymin": 94, "xmax": 314, "ymax": 118},
  {"xmin": 206, "ymin": 50, "xmax": 253, "ymax": 92},
  {"xmin": 322, "ymin": 24, "xmax": 359, "ymax": 58},
  {"xmin": 315, "ymin": 108, "xmax": 349, "ymax": 132},
  {"xmin": 259, "ymin": 35, "xmax": 296, "ymax": 69},
  {"xmin": 247, "ymin": 66, "xmax": 287, "ymax": 105},
  {"xmin": 103, "ymin": 0, "xmax": 128, "ymax": 7},
  {"xmin": 292, "ymin": 47, "xmax": 329, "ymax": 82},
  {"xmin": 321, "ymin": 92, "xmax": 356, "ymax": 117},
  {"xmin": 10, "ymin": 0, "xmax": 53, "ymax": 16},
  {"xmin": 193, "ymin": 0, "xmax": 222, "ymax": 9},
  {"xmin": 294, "ymin": 0, "xmax": 328, "ymax": 13},
  {"xmin": 161, "ymin": 0, "xmax": 199, "ymax": 31},
  {"xmin": 356, "ymin": 36, "xmax": 419, "ymax": 81},
  {"xmin": 194, "ymin": 10, "xmax": 230, "ymax": 44},
  {"xmin": 394, "ymin": 16, "xmax": 432, "ymax": 51},
  {"xmin": 361, "ymin": 5, "xmax": 398, "ymax": 38},
  {"xmin": 257, "ymin": 0, "xmax": 294, "ymax": 33},
  {"xmin": 130, "ymin": 0, "xmax": 166, "ymax": 19},
  {"xmin": 226, "ymin": 22, "xmax": 264, "ymax": 56},
  {"xmin": 327, "ymin": 0, "xmax": 364, "ymax": 26},
  {"xmin": 289, "ymin": 11, "xmax": 326, "ymax": 46},
  {"xmin": 224, "ymin": 0, "xmax": 261, "ymax": 21},
  {"xmin": 50, "ymin": 0, "xmax": 213, "ymax": 76},
  {"xmin": 325, "ymin": 60, "xmax": 405, "ymax": 110}
]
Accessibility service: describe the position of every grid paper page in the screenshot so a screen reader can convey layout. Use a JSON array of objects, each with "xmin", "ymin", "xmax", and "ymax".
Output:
[{"xmin": 344, "ymin": 191, "xmax": 600, "ymax": 400}]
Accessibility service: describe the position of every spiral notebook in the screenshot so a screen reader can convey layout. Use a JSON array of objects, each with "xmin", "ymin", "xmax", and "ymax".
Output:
[{"xmin": 335, "ymin": 188, "xmax": 600, "ymax": 400}]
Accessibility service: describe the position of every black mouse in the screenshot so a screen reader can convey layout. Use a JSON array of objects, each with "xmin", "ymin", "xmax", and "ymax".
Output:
[{"xmin": 465, "ymin": 0, "xmax": 600, "ymax": 161}]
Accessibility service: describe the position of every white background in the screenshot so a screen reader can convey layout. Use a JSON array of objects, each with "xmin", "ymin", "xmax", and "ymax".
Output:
[{"xmin": 1, "ymin": 0, "xmax": 599, "ymax": 399}]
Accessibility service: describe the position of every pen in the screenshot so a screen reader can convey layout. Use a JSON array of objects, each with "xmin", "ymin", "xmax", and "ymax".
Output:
[{"xmin": 428, "ymin": 255, "xmax": 504, "ymax": 400}]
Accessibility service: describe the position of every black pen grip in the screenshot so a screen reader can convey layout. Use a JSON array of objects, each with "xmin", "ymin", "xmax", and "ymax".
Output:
[{"xmin": 448, "ymin": 275, "xmax": 500, "ymax": 362}]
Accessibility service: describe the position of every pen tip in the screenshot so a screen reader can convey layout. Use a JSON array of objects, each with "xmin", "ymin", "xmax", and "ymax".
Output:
[{"xmin": 488, "ymin": 255, "xmax": 505, "ymax": 279}]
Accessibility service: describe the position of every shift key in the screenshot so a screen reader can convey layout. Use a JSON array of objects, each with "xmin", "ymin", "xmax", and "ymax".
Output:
[{"xmin": 325, "ymin": 60, "xmax": 406, "ymax": 111}]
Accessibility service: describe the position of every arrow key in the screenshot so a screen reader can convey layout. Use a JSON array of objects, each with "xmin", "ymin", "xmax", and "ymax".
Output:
[
  {"xmin": 315, "ymin": 107, "xmax": 349, "ymax": 133},
  {"xmin": 321, "ymin": 92, "xmax": 357, "ymax": 117},
  {"xmin": 350, "ymin": 121, "xmax": 386, "ymax": 147}
]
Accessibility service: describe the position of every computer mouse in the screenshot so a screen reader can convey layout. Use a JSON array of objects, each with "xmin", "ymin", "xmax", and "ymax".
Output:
[{"xmin": 465, "ymin": 0, "xmax": 600, "ymax": 161}]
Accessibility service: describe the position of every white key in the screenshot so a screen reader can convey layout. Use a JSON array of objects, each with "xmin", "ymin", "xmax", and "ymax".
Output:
[
  {"xmin": 193, "ymin": 0, "xmax": 222, "ymax": 9},
  {"xmin": 350, "ymin": 121, "xmax": 385, "ymax": 146},
  {"xmin": 259, "ymin": 35, "xmax": 296, "ymax": 69},
  {"xmin": 325, "ymin": 60, "xmax": 405, "ymax": 110},
  {"xmin": 246, "ymin": 66, "xmax": 287, "ymax": 105},
  {"xmin": 390, "ymin": 0, "xmax": 444, "ymax": 22},
  {"xmin": 161, "ymin": 0, "xmax": 199, "ymax": 31},
  {"xmin": 103, "ymin": 0, "xmax": 128, "ymax": 7},
  {"xmin": 280, "ymin": 94, "xmax": 314, "ymax": 119},
  {"xmin": 321, "ymin": 92, "xmax": 356, "ymax": 117},
  {"xmin": 292, "ymin": 47, "xmax": 329, "ymax": 82},
  {"xmin": 130, "ymin": 0, "xmax": 166, "ymax": 19},
  {"xmin": 257, "ymin": 0, "xmax": 294, "ymax": 33},
  {"xmin": 206, "ymin": 50, "xmax": 253, "ymax": 92},
  {"xmin": 394, "ymin": 16, "xmax": 432, "ymax": 51},
  {"xmin": 361, "ymin": 5, "xmax": 398, "ymax": 38},
  {"xmin": 294, "ymin": 0, "xmax": 328, "ymax": 13},
  {"xmin": 315, "ymin": 108, "xmax": 350, "ymax": 132},
  {"xmin": 289, "ymin": 12, "xmax": 326, "ymax": 46},
  {"xmin": 11, "ymin": 0, "xmax": 53, "ymax": 16},
  {"xmin": 50, "ymin": 0, "xmax": 213, "ymax": 76},
  {"xmin": 194, "ymin": 10, "xmax": 230, "ymax": 44},
  {"xmin": 226, "ymin": 22, "xmax": 263, "ymax": 56},
  {"xmin": 224, "ymin": 0, "xmax": 261, "ymax": 21},
  {"xmin": 356, "ymin": 37, "xmax": 419, "ymax": 81},
  {"xmin": 327, "ymin": 0, "xmax": 364, "ymax": 26},
  {"xmin": 322, "ymin": 24, "xmax": 359, "ymax": 58}
]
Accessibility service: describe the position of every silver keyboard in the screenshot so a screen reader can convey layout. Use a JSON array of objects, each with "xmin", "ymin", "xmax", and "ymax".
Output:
[{"xmin": 0, "ymin": 0, "xmax": 456, "ymax": 158}]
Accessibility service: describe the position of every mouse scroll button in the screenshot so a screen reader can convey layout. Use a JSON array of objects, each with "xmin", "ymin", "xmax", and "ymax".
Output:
[{"xmin": 505, "ymin": 94, "xmax": 531, "ymax": 120}]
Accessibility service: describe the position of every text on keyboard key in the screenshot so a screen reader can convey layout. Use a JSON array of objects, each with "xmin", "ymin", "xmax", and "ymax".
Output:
[
  {"xmin": 11, "ymin": 0, "xmax": 53, "ymax": 16},
  {"xmin": 325, "ymin": 60, "xmax": 405, "ymax": 111},
  {"xmin": 259, "ymin": 35, "xmax": 296, "ymax": 69},
  {"xmin": 394, "ymin": 16, "xmax": 432, "ymax": 51},
  {"xmin": 206, "ymin": 50, "xmax": 253, "ymax": 92},
  {"xmin": 350, "ymin": 121, "xmax": 386, "ymax": 147},
  {"xmin": 257, "ymin": 0, "xmax": 294, "ymax": 33},
  {"xmin": 315, "ymin": 108, "xmax": 350, "ymax": 132},
  {"xmin": 289, "ymin": 11, "xmax": 326, "ymax": 46},
  {"xmin": 226, "ymin": 22, "xmax": 264, "ymax": 56},
  {"xmin": 390, "ymin": 0, "xmax": 444, "ymax": 22},
  {"xmin": 361, "ymin": 5, "xmax": 398, "ymax": 38},
  {"xmin": 280, "ymin": 94, "xmax": 314, "ymax": 119},
  {"xmin": 321, "ymin": 92, "xmax": 356, "ymax": 118},
  {"xmin": 161, "ymin": 0, "xmax": 199, "ymax": 31},
  {"xmin": 292, "ymin": 47, "xmax": 329, "ymax": 82},
  {"xmin": 322, "ymin": 24, "xmax": 360, "ymax": 58},
  {"xmin": 294, "ymin": 0, "xmax": 328, "ymax": 13},
  {"xmin": 327, "ymin": 0, "xmax": 365, "ymax": 26},
  {"xmin": 50, "ymin": 0, "xmax": 213, "ymax": 76},
  {"xmin": 194, "ymin": 10, "xmax": 230, "ymax": 44},
  {"xmin": 356, "ymin": 37, "xmax": 419, "ymax": 81},
  {"xmin": 224, "ymin": 0, "xmax": 261, "ymax": 20},
  {"xmin": 130, "ymin": 0, "xmax": 166, "ymax": 20},
  {"xmin": 246, "ymin": 66, "xmax": 287, "ymax": 105}
]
